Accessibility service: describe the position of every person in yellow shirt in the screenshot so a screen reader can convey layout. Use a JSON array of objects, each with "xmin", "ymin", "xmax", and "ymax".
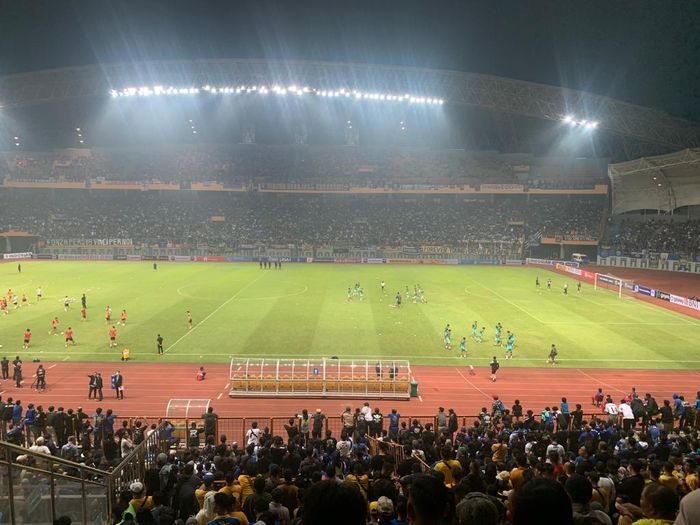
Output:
[
  {"xmin": 237, "ymin": 463, "xmax": 257, "ymax": 506},
  {"xmin": 617, "ymin": 483, "xmax": 678, "ymax": 525},
  {"xmin": 509, "ymin": 455, "xmax": 530, "ymax": 491},
  {"xmin": 491, "ymin": 436, "xmax": 508, "ymax": 464},
  {"xmin": 128, "ymin": 482, "xmax": 153, "ymax": 512},
  {"xmin": 219, "ymin": 472, "xmax": 242, "ymax": 501},
  {"xmin": 658, "ymin": 462, "xmax": 678, "ymax": 493},
  {"xmin": 345, "ymin": 463, "xmax": 370, "ymax": 499},
  {"xmin": 195, "ymin": 473, "xmax": 217, "ymax": 509},
  {"xmin": 433, "ymin": 446, "xmax": 461, "ymax": 487},
  {"xmin": 682, "ymin": 459, "xmax": 698, "ymax": 493}
]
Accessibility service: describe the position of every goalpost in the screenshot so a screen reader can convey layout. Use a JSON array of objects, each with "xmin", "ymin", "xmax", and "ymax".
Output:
[{"xmin": 594, "ymin": 272, "xmax": 637, "ymax": 299}]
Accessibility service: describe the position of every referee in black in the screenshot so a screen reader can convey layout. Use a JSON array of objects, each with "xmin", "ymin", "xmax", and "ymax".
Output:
[{"xmin": 157, "ymin": 334, "xmax": 164, "ymax": 355}]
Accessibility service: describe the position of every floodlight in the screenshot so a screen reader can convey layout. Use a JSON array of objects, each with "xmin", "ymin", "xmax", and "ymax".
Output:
[{"xmin": 562, "ymin": 115, "xmax": 574, "ymax": 123}]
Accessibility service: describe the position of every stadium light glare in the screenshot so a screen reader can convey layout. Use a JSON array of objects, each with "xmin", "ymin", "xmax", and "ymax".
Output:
[{"xmin": 108, "ymin": 84, "xmax": 446, "ymax": 107}]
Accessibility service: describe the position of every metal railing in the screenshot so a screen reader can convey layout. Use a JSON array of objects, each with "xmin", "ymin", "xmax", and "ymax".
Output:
[
  {"xmin": 0, "ymin": 420, "xmax": 168, "ymax": 524},
  {"xmin": 0, "ymin": 441, "xmax": 110, "ymax": 524}
]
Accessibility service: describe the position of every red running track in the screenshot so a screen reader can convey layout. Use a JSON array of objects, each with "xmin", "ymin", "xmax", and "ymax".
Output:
[{"xmin": 1, "ymin": 362, "xmax": 698, "ymax": 419}]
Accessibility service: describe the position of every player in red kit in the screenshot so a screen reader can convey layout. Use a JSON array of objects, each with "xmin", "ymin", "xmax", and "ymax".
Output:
[
  {"xmin": 81, "ymin": 307, "xmax": 87, "ymax": 321},
  {"xmin": 23, "ymin": 328, "xmax": 32, "ymax": 348},
  {"xmin": 65, "ymin": 327, "xmax": 75, "ymax": 347},
  {"xmin": 108, "ymin": 326, "xmax": 117, "ymax": 347}
]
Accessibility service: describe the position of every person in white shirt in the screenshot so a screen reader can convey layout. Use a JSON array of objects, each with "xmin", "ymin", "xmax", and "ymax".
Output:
[
  {"xmin": 120, "ymin": 435, "xmax": 134, "ymax": 458},
  {"xmin": 246, "ymin": 421, "xmax": 262, "ymax": 447},
  {"xmin": 546, "ymin": 439, "xmax": 566, "ymax": 463},
  {"xmin": 604, "ymin": 398, "xmax": 619, "ymax": 424},
  {"xmin": 361, "ymin": 402, "xmax": 373, "ymax": 423},
  {"xmin": 618, "ymin": 400, "xmax": 635, "ymax": 431},
  {"xmin": 28, "ymin": 436, "xmax": 51, "ymax": 456}
]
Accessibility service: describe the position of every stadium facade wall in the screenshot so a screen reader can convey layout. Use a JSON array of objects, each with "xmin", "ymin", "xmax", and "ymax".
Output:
[{"xmin": 596, "ymin": 255, "xmax": 700, "ymax": 274}]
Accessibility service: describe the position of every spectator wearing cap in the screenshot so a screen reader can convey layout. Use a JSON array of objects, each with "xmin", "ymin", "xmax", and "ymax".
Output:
[
  {"xmin": 196, "ymin": 473, "xmax": 217, "ymax": 509},
  {"xmin": 129, "ymin": 481, "xmax": 154, "ymax": 512},
  {"xmin": 376, "ymin": 496, "xmax": 394, "ymax": 525}
]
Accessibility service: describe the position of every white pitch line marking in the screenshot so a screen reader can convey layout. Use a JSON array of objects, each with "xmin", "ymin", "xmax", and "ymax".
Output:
[
  {"xmin": 465, "ymin": 279, "xmax": 546, "ymax": 324},
  {"xmin": 165, "ymin": 272, "xmax": 267, "ymax": 354},
  {"xmin": 418, "ymin": 395, "xmax": 423, "ymax": 402},
  {"xmin": 217, "ymin": 393, "xmax": 223, "ymax": 400},
  {"xmin": 454, "ymin": 367, "xmax": 494, "ymax": 400},
  {"xmin": 576, "ymin": 369, "xmax": 627, "ymax": 395},
  {"xmin": 48, "ymin": 364, "xmax": 57, "ymax": 369}
]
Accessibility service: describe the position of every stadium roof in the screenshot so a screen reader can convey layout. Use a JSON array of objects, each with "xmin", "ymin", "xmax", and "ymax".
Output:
[
  {"xmin": 609, "ymin": 148, "xmax": 700, "ymax": 214},
  {"xmin": 1, "ymin": 59, "xmax": 699, "ymax": 158}
]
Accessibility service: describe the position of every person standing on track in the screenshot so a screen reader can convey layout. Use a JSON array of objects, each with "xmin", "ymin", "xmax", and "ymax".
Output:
[
  {"xmin": 157, "ymin": 334, "xmax": 164, "ymax": 355},
  {"xmin": 490, "ymin": 356, "xmax": 500, "ymax": 382},
  {"xmin": 35, "ymin": 364, "xmax": 46, "ymax": 391},
  {"xmin": 95, "ymin": 373, "xmax": 104, "ymax": 401},
  {"xmin": 1, "ymin": 356, "xmax": 8, "ymax": 380},
  {"xmin": 13, "ymin": 359, "xmax": 22, "ymax": 388},
  {"xmin": 88, "ymin": 373, "xmax": 97, "ymax": 399},
  {"xmin": 112, "ymin": 371, "xmax": 124, "ymax": 400}
]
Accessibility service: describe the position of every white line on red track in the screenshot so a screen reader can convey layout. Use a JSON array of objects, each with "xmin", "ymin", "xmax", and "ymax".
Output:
[{"xmin": 454, "ymin": 367, "xmax": 494, "ymax": 400}]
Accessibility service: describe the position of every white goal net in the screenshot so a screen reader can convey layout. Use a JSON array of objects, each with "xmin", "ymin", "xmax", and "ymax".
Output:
[{"xmin": 594, "ymin": 273, "xmax": 636, "ymax": 299}]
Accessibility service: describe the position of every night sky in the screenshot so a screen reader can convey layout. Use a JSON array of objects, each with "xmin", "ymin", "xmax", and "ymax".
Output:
[{"xmin": 0, "ymin": 0, "xmax": 698, "ymax": 121}]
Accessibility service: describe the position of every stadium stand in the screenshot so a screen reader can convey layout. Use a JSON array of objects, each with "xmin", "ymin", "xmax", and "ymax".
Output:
[
  {"xmin": 1, "ymin": 146, "xmax": 607, "ymax": 188},
  {"xmin": 2, "ymin": 391, "xmax": 698, "ymax": 524},
  {"xmin": 0, "ymin": 190, "xmax": 605, "ymax": 254},
  {"xmin": 605, "ymin": 219, "xmax": 700, "ymax": 258}
]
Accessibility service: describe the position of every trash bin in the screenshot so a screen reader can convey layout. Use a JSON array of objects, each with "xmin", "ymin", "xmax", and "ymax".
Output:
[{"xmin": 410, "ymin": 381, "xmax": 419, "ymax": 397}]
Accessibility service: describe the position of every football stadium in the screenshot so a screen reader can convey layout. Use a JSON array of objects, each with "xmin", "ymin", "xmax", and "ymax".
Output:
[{"xmin": 1, "ymin": 4, "xmax": 700, "ymax": 524}]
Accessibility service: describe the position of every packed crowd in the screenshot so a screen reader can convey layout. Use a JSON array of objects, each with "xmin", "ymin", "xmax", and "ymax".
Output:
[
  {"xmin": 4, "ymin": 389, "xmax": 700, "ymax": 525},
  {"xmin": 1, "ymin": 146, "xmax": 601, "ymax": 189},
  {"xmin": 526, "ymin": 198, "xmax": 604, "ymax": 240},
  {"xmin": 0, "ymin": 191, "xmax": 605, "ymax": 251},
  {"xmin": 606, "ymin": 220, "xmax": 700, "ymax": 258}
]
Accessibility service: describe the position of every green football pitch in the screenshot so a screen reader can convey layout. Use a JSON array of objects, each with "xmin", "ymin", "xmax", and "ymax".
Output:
[{"xmin": 0, "ymin": 261, "xmax": 698, "ymax": 369}]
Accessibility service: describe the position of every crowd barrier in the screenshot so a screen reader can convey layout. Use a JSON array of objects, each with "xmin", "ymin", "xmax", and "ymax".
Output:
[
  {"xmin": 29, "ymin": 252, "xmax": 527, "ymax": 266},
  {"xmin": 0, "ymin": 420, "xmax": 168, "ymax": 524}
]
